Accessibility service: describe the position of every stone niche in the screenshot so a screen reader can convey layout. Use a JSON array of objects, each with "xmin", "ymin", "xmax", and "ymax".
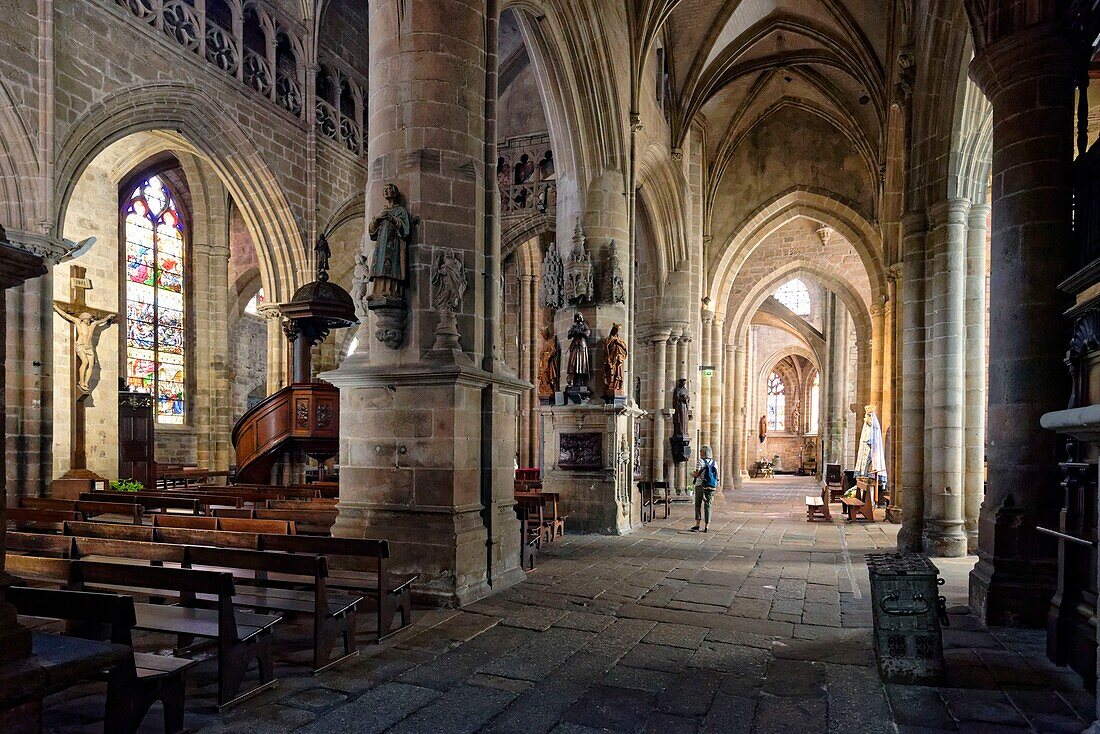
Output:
[{"xmin": 539, "ymin": 402, "xmax": 642, "ymax": 535}]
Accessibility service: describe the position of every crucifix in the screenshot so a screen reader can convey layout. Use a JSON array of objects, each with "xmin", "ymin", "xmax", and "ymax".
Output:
[{"xmin": 51, "ymin": 264, "xmax": 116, "ymax": 492}]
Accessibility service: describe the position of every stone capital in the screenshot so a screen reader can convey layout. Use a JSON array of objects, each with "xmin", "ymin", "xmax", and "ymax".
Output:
[
  {"xmin": 928, "ymin": 198, "xmax": 971, "ymax": 228},
  {"xmin": 968, "ymin": 203, "xmax": 991, "ymax": 228},
  {"xmin": 256, "ymin": 302, "xmax": 284, "ymax": 321},
  {"xmin": 969, "ymin": 22, "xmax": 1084, "ymax": 101}
]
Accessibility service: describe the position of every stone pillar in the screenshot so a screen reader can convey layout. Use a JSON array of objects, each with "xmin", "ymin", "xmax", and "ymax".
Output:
[
  {"xmin": 527, "ymin": 274, "xmax": 539, "ymax": 468},
  {"xmin": 870, "ymin": 302, "xmax": 885, "ymax": 420},
  {"xmin": 650, "ymin": 331, "xmax": 670, "ymax": 481},
  {"xmin": 884, "ymin": 269, "xmax": 901, "ymax": 522},
  {"xmin": 924, "ymin": 198, "xmax": 970, "ymax": 557},
  {"xmin": 898, "ymin": 213, "xmax": 928, "ymax": 552},
  {"xmin": 710, "ymin": 316, "xmax": 724, "ymax": 472},
  {"xmin": 965, "ymin": 203, "xmax": 990, "ymax": 553},
  {"xmin": 969, "ymin": 25, "xmax": 1076, "ymax": 625},
  {"xmin": 518, "ymin": 274, "xmax": 535, "ymax": 466},
  {"xmin": 325, "ymin": 0, "xmax": 525, "ymax": 606},
  {"xmin": 700, "ymin": 313, "xmax": 712, "ymax": 448},
  {"xmin": 729, "ymin": 343, "xmax": 745, "ymax": 488},
  {"xmin": 823, "ymin": 293, "xmax": 849, "ymax": 466},
  {"xmin": 259, "ymin": 304, "xmax": 287, "ymax": 394},
  {"xmin": 193, "ymin": 239, "xmax": 232, "ymax": 471}
]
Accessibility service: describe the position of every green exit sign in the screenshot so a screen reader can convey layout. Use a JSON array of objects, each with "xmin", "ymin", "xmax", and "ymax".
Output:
[{"xmin": 700, "ymin": 365, "xmax": 716, "ymax": 377}]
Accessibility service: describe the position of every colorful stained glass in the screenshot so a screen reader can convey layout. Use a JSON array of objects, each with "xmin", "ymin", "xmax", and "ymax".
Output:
[{"xmin": 124, "ymin": 174, "xmax": 187, "ymax": 424}]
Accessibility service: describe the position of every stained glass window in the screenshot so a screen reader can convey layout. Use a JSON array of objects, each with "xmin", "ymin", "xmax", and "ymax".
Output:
[
  {"xmin": 767, "ymin": 372, "xmax": 785, "ymax": 432},
  {"xmin": 774, "ymin": 279, "xmax": 811, "ymax": 316},
  {"xmin": 124, "ymin": 175, "xmax": 187, "ymax": 424}
]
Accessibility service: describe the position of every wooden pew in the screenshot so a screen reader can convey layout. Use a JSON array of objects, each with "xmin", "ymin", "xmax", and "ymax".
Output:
[
  {"xmin": 8, "ymin": 586, "xmax": 197, "ymax": 734},
  {"xmin": 212, "ymin": 507, "xmax": 335, "ymax": 535},
  {"xmin": 22, "ymin": 497, "xmax": 144, "ymax": 524},
  {"xmin": 183, "ymin": 546, "xmax": 362, "ymax": 673},
  {"xmin": 79, "ymin": 492, "xmax": 201, "ymax": 515},
  {"xmin": 152, "ymin": 514, "xmax": 296, "ymax": 535},
  {"xmin": 6, "ymin": 554, "xmax": 283, "ymax": 709},
  {"xmin": 257, "ymin": 535, "xmax": 414, "ymax": 641},
  {"xmin": 53, "ymin": 521, "xmax": 408, "ymax": 642},
  {"xmin": 6, "ymin": 507, "xmax": 81, "ymax": 532}
]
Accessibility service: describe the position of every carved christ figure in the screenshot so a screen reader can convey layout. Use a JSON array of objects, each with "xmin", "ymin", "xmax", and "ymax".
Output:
[
  {"xmin": 603, "ymin": 323, "xmax": 628, "ymax": 395},
  {"xmin": 537, "ymin": 326, "xmax": 560, "ymax": 397},
  {"xmin": 566, "ymin": 313, "xmax": 591, "ymax": 387},
  {"xmin": 54, "ymin": 306, "xmax": 115, "ymax": 393},
  {"xmin": 367, "ymin": 183, "xmax": 411, "ymax": 300}
]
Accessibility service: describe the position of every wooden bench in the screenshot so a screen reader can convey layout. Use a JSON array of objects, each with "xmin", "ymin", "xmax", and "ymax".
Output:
[
  {"xmin": 79, "ymin": 492, "xmax": 201, "ymax": 515},
  {"xmin": 23, "ymin": 497, "xmax": 145, "ymax": 524},
  {"xmin": 56, "ymin": 522, "xmax": 409, "ymax": 642},
  {"xmin": 152, "ymin": 514, "xmax": 297, "ymax": 535},
  {"xmin": 805, "ymin": 495, "xmax": 832, "ymax": 522},
  {"xmin": 6, "ymin": 507, "xmax": 82, "ymax": 531},
  {"xmin": 514, "ymin": 490, "xmax": 565, "ymax": 542},
  {"xmin": 183, "ymin": 546, "xmax": 362, "ymax": 673},
  {"xmin": 6, "ymin": 554, "xmax": 282, "ymax": 709},
  {"xmin": 258, "ymin": 535, "xmax": 414, "ymax": 642},
  {"xmin": 9, "ymin": 586, "xmax": 197, "ymax": 734},
  {"xmin": 840, "ymin": 492, "xmax": 876, "ymax": 523},
  {"xmin": 213, "ymin": 507, "xmax": 336, "ymax": 535}
]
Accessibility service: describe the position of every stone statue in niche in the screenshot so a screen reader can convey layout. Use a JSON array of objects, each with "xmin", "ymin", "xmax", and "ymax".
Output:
[
  {"xmin": 366, "ymin": 183, "xmax": 411, "ymax": 349},
  {"xmin": 540, "ymin": 241, "xmax": 564, "ymax": 309},
  {"xmin": 606, "ymin": 240, "xmax": 625, "ymax": 305},
  {"xmin": 565, "ymin": 313, "xmax": 592, "ymax": 403},
  {"xmin": 670, "ymin": 377, "xmax": 692, "ymax": 463},
  {"xmin": 536, "ymin": 326, "xmax": 560, "ymax": 403},
  {"xmin": 367, "ymin": 183, "xmax": 410, "ymax": 301},
  {"xmin": 602, "ymin": 322, "xmax": 628, "ymax": 401},
  {"xmin": 350, "ymin": 252, "xmax": 370, "ymax": 319},
  {"xmin": 563, "ymin": 218, "xmax": 593, "ymax": 304},
  {"xmin": 430, "ymin": 248, "xmax": 467, "ymax": 353},
  {"xmin": 53, "ymin": 306, "xmax": 116, "ymax": 394}
]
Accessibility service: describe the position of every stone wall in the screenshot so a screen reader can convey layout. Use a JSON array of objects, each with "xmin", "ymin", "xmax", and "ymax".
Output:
[{"xmin": 228, "ymin": 314, "xmax": 267, "ymax": 424}]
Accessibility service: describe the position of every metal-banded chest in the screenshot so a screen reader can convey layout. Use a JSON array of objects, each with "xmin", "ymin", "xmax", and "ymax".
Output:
[{"xmin": 866, "ymin": 552, "xmax": 946, "ymax": 684}]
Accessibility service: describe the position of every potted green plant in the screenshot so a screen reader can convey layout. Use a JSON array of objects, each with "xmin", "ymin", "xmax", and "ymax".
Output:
[{"xmin": 109, "ymin": 478, "xmax": 144, "ymax": 493}]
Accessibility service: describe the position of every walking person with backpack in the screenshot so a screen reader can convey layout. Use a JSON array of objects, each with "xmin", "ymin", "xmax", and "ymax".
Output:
[{"xmin": 692, "ymin": 445, "xmax": 719, "ymax": 532}]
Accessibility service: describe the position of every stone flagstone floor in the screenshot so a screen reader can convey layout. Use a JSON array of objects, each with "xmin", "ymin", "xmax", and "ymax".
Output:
[{"xmin": 40, "ymin": 476, "xmax": 1095, "ymax": 733}]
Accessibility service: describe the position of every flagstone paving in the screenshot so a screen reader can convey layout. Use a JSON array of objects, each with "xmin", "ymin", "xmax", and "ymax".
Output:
[{"xmin": 40, "ymin": 477, "xmax": 1094, "ymax": 733}]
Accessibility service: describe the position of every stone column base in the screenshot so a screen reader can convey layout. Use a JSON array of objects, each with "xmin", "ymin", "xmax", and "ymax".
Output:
[
  {"xmin": 539, "ymin": 402, "xmax": 643, "ymax": 535},
  {"xmin": 969, "ymin": 557, "xmax": 1056, "ymax": 628},
  {"xmin": 323, "ymin": 359, "xmax": 528, "ymax": 608}
]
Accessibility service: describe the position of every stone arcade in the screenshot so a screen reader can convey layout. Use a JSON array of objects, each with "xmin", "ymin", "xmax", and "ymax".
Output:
[{"xmin": 3, "ymin": 1, "xmax": 1100, "ymax": 732}]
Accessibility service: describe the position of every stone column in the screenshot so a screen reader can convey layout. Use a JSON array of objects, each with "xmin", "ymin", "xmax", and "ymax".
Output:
[
  {"xmin": 651, "ymin": 331, "xmax": 670, "ymax": 481},
  {"xmin": 700, "ymin": 312, "xmax": 713, "ymax": 448},
  {"xmin": 325, "ymin": 0, "xmax": 525, "ymax": 605},
  {"xmin": 884, "ymin": 269, "xmax": 901, "ymax": 522},
  {"xmin": 870, "ymin": 303, "xmax": 885, "ymax": 426},
  {"xmin": 527, "ymin": 275, "xmax": 539, "ymax": 470},
  {"xmin": 258, "ymin": 303, "xmax": 287, "ymax": 394},
  {"xmin": 729, "ymin": 343, "xmax": 745, "ymax": 488},
  {"xmin": 965, "ymin": 203, "xmax": 990, "ymax": 553},
  {"xmin": 969, "ymin": 25, "xmax": 1076, "ymax": 625},
  {"xmin": 898, "ymin": 213, "xmax": 928, "ymax": 552},
  {"xmin": 823, "ymin": 293, "xmax": 849, "ymax": 466},
  {"xmin": 517, "ymin": 274, "xmax": 535, "ymax": 466},
  {"xmin": 924, "ymin": 198, "xmax": 970, "ymax": 557},
  {"xmin": 710, "ymin": 316, "xmax": 724, "ymax": 472}
]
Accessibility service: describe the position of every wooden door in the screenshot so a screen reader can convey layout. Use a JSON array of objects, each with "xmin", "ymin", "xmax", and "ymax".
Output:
[{"xmin": 119, "ymin": 391, "xmax": 154, "ymax": 488}]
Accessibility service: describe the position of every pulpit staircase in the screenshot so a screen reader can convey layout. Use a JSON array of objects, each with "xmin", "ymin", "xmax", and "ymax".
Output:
[{"xmin": 231, "ymin": 382, "xmax": 340, "ymax": 484}]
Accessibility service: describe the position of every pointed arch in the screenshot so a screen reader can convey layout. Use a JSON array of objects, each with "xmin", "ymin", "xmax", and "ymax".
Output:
[{"xmin": 53, "ymin": 82, "xmax": 307, "ymax": 301}]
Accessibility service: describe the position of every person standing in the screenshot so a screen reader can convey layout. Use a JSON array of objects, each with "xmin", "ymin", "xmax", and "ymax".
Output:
[{"xmin": 692, "ymin": 445, "xmax": 719, "ymax": 532}]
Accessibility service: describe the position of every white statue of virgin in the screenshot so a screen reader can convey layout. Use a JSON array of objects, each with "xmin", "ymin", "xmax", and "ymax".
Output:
[{"xmin": 855, "ymin": 404, "xmax": 887, "ymax": 477}]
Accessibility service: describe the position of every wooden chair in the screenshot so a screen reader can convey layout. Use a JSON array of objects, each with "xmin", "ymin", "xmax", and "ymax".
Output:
[
  {"xmin": 840, "ymin": 479, "xmax": 876, "ymax": 523},
  {"xmin": 637, "ymin": 482, "xmax": 655, "ymax": 523}
]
